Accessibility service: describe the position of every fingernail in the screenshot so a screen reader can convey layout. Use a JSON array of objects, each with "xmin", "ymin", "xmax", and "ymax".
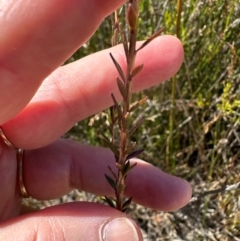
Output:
[{"xmin": 101, "ymin": 217, "xmax": 141, "ymax": 241}]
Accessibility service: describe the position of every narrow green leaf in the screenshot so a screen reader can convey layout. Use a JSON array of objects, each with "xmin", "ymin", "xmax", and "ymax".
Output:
[
  {"xmin": 123, "ymin": 160, "xmax": 130, "ymax": 175},
  {"xmin": 122, "ymin": 207, "xmax": 128, "ymax": 213},
  {"xmin": 116, "ymin": 77, "xmax": 127, "ymax": 100},
  {"xmin": 125, "ymin": 142, "xmax": 137, "ymax": 155},
  {"xmin": 104, "ymin": 196, "xmax": 116, "ymax": 208},
  {"xmin": 127, "ymin": 2, "xmax": 137, "ymax": 30},
  {"xmin": 109, "ymin": 53, "xmax": 126, "ymax": 82},
  {"xmin": 130, "ymin": 64, "xmax": 144, "ymax": 77},
  {"xmin": 111, "ymin": 93, "xmax": 122, "ymax": 129},
  {"xmin": 129, "ymin": 102, "xmax": 138, "ymax": 113},
  {"xmin": 125, "ymin": 160, "xmax": 130, "ymax": 169},
  {"xmin": 111, "ymin": 93, "xmax": 122, "ymax": 116},
  {"xmin": 122, "ymin": 197, "xmax": 133, "ymax": 211},
  {"xmin": 136, "ymin": 27, "xmax": 164, "ymax": 52},
  {"xmin": 123, "ymin": 162, "xmax": 137, "ymax": 177},
  {"xmin": 105, "ymin": 174, "xmax": 117, "ymax": 190},
  {"xmin": 108, "ymin": 165, "xmax": 117, "ymax": 180},
  {"xmin": 100, "ymin": 134, "xmax": 119, "ymax": 156},
  {"xmin": 110, "ymin": 106, "xmax": 115, "ymax": 123},
  {"xmin": 138, "ymin": 96, "xmax": 148, "ymax": 105},
  {"xmin": 128, "ymin": 116, "xmax": 145, "ymax": 136},
  {"xmin": 129, "ymin": 96, "xmax": 148, "ymax": 112},
  {"xmin": 126, "ymin": 148, "xmax": 144, "ymax": 160}
]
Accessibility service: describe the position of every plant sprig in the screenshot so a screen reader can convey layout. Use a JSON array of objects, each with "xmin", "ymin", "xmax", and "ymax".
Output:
[{"xmin": 103, "ymin": 0, "xmax": 164, "ymax": 212}]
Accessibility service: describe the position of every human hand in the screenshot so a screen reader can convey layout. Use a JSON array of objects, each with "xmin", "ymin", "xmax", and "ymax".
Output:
[{"xmin": 0, "ymin": 0, "xmax": 192, "ymax": 240}]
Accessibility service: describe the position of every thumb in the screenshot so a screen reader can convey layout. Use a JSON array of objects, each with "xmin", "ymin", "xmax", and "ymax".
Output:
[{"xmin": 0, "ymin": 202, "xmax": 143, "ymax": 241}]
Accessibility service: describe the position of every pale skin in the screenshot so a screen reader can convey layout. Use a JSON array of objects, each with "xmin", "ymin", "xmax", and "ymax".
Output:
[{"xmin": 0, "ymin": 0, "xmax": 192, "ymax": 240}]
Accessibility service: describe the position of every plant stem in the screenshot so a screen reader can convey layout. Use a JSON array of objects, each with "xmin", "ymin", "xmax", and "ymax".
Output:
[
  {"xmin": 115, "ymin": 1, "xmax": 139, "ymax": 211},
  {"xmin": 105, "ymin": 0, "xmax": 161, "ymax": 212}
]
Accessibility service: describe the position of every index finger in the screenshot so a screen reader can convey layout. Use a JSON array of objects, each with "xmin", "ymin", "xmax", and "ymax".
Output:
[
  {"xmin": 23, "ymin": 139, "xmax": 192, "ymax": 211},
  {"xmin": 2, "ymin": 36, "xmax": 184, "ymax": 149},
  {"xmin": 0, "ymin": 0, "xmax": 126, "ymax": 124}
]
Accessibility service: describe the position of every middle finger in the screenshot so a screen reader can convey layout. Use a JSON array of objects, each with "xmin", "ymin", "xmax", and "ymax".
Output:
[{"xmin": 23, "ymin": 138, "xmax": 192, "ymax": 211}]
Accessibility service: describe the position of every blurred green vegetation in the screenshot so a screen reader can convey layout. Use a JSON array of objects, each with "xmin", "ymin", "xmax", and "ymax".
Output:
[
  {"xmin": 67, "ymin": 0, "xmax": 239, "ymax": 173},
  {"xmin": 65, "ymin": 1, "xmax": 240, "ymax": 236}
]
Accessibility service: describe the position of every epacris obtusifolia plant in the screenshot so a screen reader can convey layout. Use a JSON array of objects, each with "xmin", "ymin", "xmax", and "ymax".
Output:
[{"xmin": 102, "ymin": 0, "xmax": 164, "ymax": 212}]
